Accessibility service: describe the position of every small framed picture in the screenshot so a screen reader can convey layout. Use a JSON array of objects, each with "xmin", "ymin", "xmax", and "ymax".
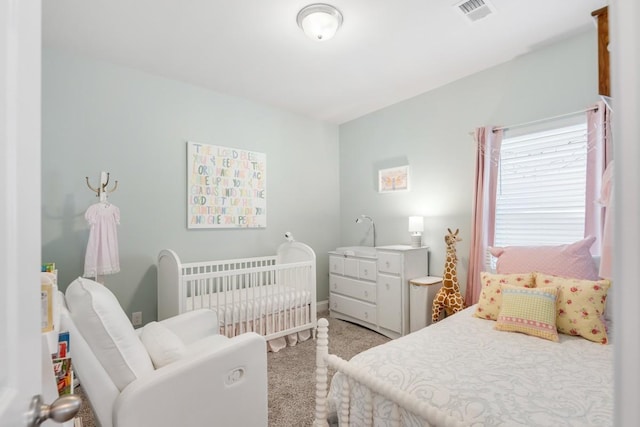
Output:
[{"xmin": 378, "ymin": 165, "xmax": 410, "ymax": 193}]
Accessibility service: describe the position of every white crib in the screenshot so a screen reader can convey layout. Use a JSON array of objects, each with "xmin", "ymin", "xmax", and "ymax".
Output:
[{"xmin": 157, "ymin": 241, "xmax": 317, "ymax": 348}]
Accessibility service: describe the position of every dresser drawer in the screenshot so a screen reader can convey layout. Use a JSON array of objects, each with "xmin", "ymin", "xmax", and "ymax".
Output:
[
  {"xmin": 330, "ymin": 293, "xmax": 377, "ymax": 325},
  {"xmin": 329, "ymin": 255, "xmax": 344, "ymax": 275},
  {"xmin": 377, "ymin": 251, "xmax": 401, "ymax": 274},
  {"xmin": 359, "ymin": 259, "xmax": 377, "ymax": 281},
  {"xmin": 330, "ymin": 274, "xmax": 376, "ymax": 303},
  {"xmin": 377, "ymin": 274, "xmax": 402, "ymax": 333},
  {"xmin": 344, "ymin": 257, "xmax": 358, "ymax": 278}
]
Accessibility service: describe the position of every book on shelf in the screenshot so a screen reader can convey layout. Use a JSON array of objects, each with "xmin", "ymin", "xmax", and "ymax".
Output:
[
  {"xmin": 52, "ymin": 331, "xmax": 73, "ymax": 395},
  {"xmin": 41, "ymin": 266, "xmax": 58, "ymax": 334},
  {"xmin": 42, "ymin": 262, "xmax": 56, "ymax": 273},
  {"xmin": 52, "ymin": 356, "xmax": 73, "ymax": 395},
  {"xmin": 41, "ymin": 284, "xmax": 54, "ymax": 333}
]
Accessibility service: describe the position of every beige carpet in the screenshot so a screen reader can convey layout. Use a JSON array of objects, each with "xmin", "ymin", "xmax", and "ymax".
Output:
[{"xmin": 75, "ymin": 313, "xmax": 390, "ymax": 426}]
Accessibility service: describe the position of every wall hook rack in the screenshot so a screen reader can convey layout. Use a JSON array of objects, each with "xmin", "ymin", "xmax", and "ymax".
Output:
[{"xmin": 86, "ymin": 171, "xmax": 118, "ymax": 203}]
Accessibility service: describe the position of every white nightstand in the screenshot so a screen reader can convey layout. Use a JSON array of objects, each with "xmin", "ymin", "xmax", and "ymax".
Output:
[{"xmin": 409, "ymin": 276, "xmax": 443, "ymax": 332}]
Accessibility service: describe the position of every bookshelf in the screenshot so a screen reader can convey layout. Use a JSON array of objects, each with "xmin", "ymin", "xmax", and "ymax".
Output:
[{"xmin": 41, "ymin": 268, "xmax": 80, "ymax": 427}]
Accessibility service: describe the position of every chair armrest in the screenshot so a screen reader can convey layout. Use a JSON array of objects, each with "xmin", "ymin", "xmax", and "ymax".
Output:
[
  {"xmin": 157, "ymin": 309, "xmax": 220, "ymax": 345},
  {"xmin": 113, "ymin": 332, "xmax": 267, "ymax": 427}
]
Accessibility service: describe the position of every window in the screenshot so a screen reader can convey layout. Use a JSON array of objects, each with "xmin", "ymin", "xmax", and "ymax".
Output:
[{"xmin": 494, "ymin": 122, "xmax": 589, "ymax": 247}]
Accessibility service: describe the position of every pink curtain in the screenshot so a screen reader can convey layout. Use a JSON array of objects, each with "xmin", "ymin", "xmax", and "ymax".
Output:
[
  {"xmin": 599, "ymin": 161, "xmax": 614, "ymax": 278},
  {"xmin": 465, "ymin": 126, "xmax": 503, "ymax": 306},
  {"xmin": 586, "ymin": 100, "xmax": 613, "ymax": 276}
]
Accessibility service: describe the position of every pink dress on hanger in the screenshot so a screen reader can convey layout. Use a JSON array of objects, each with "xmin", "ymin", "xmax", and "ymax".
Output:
[{"xmin": 84, "ymin": 202, "xmax": 121, "ymax": 278}]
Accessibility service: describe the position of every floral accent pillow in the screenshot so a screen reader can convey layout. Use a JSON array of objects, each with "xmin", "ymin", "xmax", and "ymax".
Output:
[
  {"xmin": 535, "ymin": 273, "xmax": 611, "ymax": 344},
  {"xmin": 495, "ymin": 285, "xmax": 560, "ymax": 342},
  {"xmin": 474, "ymin": 272, "xmax": 535, "ymax": 321}
]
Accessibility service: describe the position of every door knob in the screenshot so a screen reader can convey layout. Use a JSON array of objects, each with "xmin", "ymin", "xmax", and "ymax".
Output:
[{"xmin": 27, "ymin": 394, "xmax": 81, "ymax": 426}]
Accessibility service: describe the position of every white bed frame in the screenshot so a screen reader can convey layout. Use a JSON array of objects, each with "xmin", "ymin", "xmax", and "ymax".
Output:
[
  {"xmin": 157, "ymin": 241, "xmax": 317, "ymax": 342},
  {"xmin": 314, "ymin": 318, "xmax": 465, "ymax": 427}
]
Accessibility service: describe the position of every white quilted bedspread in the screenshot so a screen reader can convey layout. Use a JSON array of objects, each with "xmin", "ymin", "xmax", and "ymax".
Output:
[{"xmin": 329, "ymin": 306, "xmax": 613, "ymax": 426}]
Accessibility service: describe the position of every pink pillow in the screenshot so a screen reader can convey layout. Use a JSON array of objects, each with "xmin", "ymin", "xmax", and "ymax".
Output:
[{"xmin": 490, "ymin": 237, "xmax": 598, "ymax": 280}]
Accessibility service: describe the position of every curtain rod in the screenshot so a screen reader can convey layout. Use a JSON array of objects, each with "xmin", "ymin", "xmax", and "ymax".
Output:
[
  {"xmin": 467, "ymin": 106, "xmax": 599, "ymax": 137},
  {"xmin": 492, "ymin": 106, "xmax": 598, "ymax": 133}
]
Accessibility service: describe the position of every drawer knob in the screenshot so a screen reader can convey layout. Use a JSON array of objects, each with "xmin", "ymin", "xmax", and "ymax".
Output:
[
  {"xmin": 364, "ymin": 291, "xmax": 368, "ymax": 297},
  {"xmin": 386, "ymin": 283, "xmax": 390, "ymax": 290},
  {"xmin": 333, "ymin": 302, "xmax": 337, "ymax": 308},
  {"xmin": 364, "ymin": 312, "xmax": 368, "ymax": 319},
  {"xmin": 386, "ymin": 261, "xmax": 390, "ymax": 267},
  {"xmin": 363, "ymin": 269, "xmax": 368, "ymax": 275},
  {"xmin": 333, "ymin": 283, "xmax": 337, "ymax": 289}
]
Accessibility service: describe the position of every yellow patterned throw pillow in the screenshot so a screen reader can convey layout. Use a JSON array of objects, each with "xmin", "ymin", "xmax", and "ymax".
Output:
[
  {"xmin": 474, "ymin": 272, "xmax": 535, "ymax": 321},
  {"xmin": 535, "ymin": 273, "xmax": 611, "ymax": 344},
  {"xmin": 495, "ymin": 285, "xmax": 559, "ymax": 342}
]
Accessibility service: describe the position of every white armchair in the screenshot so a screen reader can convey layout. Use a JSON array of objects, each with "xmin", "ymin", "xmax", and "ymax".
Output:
[{"xmin": 60, "ymin": 277, "xmax": 268, "ymax": 427}]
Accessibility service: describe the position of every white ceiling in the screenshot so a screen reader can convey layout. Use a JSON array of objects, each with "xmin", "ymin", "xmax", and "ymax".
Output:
[{"xmin": 42, "ymin": 0, "xmax": 607, "ymax": 124}]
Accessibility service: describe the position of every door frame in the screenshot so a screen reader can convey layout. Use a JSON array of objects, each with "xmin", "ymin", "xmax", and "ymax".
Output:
[{"xmin": 0, "ymin": 0, "xmax": 42, "ymax": 425}]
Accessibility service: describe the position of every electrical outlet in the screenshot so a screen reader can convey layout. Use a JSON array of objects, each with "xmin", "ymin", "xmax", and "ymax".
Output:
[{"xmin": 132, "ymin": 311, "xmax": 142, "ymax": 326}]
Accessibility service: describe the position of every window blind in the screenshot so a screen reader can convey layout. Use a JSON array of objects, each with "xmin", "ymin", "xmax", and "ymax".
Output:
[{"xmin": 494, "ymin": 122, "xmax": 588, "ymax": 247}]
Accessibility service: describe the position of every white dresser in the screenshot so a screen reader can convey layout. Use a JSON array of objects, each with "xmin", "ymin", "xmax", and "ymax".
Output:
[{"xmin": 329, "ymin": 245, "xmax": 429, "ymax": 339}]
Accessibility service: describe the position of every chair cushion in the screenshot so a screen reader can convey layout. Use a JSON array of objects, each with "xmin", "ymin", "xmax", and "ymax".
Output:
[
  {"xmin": 183, "ymin": 334, "xmax": 231, "ymax": 357},
  {"xmin": 140, "ymin": 321, "xmax": 186, "ymax": 368},
  {"xmin": 65, "ymin": 277, "xmax": 154, "ymax": 390}
]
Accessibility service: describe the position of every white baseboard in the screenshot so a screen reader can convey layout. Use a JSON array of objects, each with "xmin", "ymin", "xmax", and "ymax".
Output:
[{"xmin": 316, "ymin": 299, "xmax": 329, "ymax": 314}]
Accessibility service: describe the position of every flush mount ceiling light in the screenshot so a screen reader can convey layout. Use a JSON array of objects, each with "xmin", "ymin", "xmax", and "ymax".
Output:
[{"xmin": 296, "ymin": 3, "xmax": 343, "ymax": 41}]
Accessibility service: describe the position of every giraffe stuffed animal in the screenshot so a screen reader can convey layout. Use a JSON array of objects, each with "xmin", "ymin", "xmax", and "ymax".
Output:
[{"xmin": 432, "ymin": 228, "xmax": 465, "ymax": 323}]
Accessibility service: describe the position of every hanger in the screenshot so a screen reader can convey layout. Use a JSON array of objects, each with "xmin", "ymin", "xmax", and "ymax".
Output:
[{"xmin": 86, "ymin": 171, "xmax": 118, "ymax": 204}]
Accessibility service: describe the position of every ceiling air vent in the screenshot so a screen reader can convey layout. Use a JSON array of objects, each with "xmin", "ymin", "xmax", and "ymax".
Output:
[{"xmin": 454, "ymin": 0, "xmax": 496, "ymax": 22}]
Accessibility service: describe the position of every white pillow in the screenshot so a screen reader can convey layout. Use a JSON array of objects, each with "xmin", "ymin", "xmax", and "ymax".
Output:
[
  {"xmin": 65, "ymin": 277, "xmax": 154, "ymax": 390},
  {"xmin": 140, "ymin": 322, "xmax": 186, "ymax": 368}
]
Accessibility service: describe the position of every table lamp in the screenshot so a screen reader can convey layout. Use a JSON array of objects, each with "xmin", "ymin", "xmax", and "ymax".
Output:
[{"xmin": 408, "ymin": 216, "xmax": 424, "ymax": 248}]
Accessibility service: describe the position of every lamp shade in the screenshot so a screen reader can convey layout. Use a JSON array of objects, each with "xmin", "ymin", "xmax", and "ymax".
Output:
[
  {"xmin": 408, "ymin": 216, "xmax": 424, "ymax": 233},
  {"xmin": 297, "ymin": 4, "xmax": 343, "ymax": 41}
]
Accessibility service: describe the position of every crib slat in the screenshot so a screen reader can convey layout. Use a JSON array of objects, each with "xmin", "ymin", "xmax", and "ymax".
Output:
[{"xmin": 174, "ymin": 255, "xmax": 316, "ymax": 344}]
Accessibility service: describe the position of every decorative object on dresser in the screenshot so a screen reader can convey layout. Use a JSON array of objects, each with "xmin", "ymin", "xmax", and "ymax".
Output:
[
  {"xmin": 432, "ymin": 228, "xmax": 465, "ymax": 322},
  {"xmin": 329, "ymin": 245, "xmax": 428, "ymax": 339},
  {"xmin": 157, "ymin": 238, "xmax": 317, "ymax": 352}
]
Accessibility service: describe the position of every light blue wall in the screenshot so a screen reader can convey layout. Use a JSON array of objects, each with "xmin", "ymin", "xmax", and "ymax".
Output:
[
  {"xmin": 42, "ymin": 28, "xmax": 599, "ymax": 319},
  {"xmin": 338, "ymin": 29, "xmax": 600, "ymax": 294},
  {"xmin": 42, "ymin": 49, "xmax": 340, "ymax": 322}
]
